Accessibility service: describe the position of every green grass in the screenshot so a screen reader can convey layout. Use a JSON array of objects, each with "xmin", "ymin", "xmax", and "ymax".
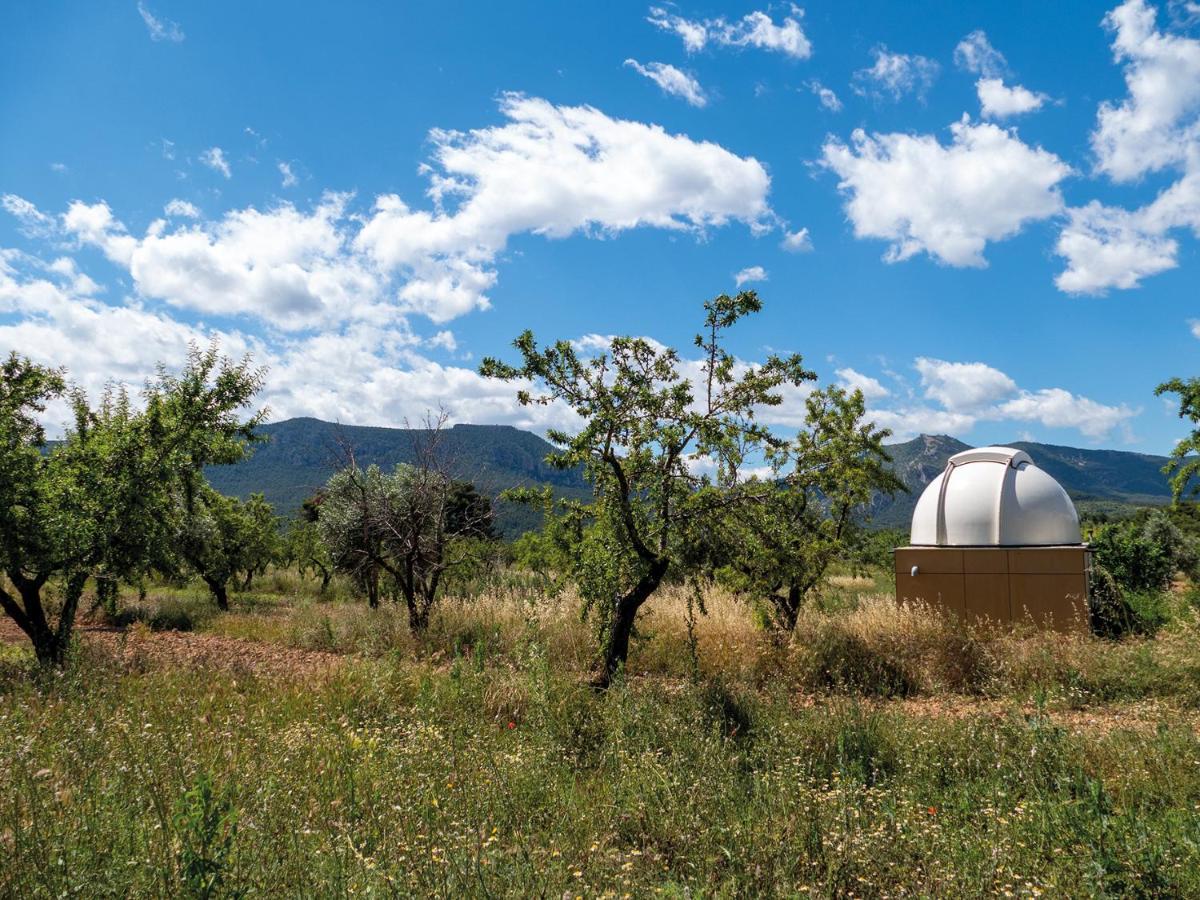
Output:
[
  {"xmin": 2, "ymin": 656, "xmax": 1198, "ymax": 897},
  {"xmin": 2, "ymin": 570, "xmax": 1200, "ymax": 896}
]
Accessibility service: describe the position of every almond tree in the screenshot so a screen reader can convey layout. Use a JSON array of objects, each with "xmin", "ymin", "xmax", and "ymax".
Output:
[
  {"xmin": 480, "ymin": 292, "xmax": 813, "ymax": 687},
  {"xmin": 0, "ymin": 347, "xmax": 263, "ymax": 664},
  {"xmin": 709, "ymin": 386, "xmax": 905, "ymax": 632}
]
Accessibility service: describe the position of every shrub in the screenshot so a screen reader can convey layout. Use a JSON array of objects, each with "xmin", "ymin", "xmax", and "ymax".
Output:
[
  {"xmin": 799, "ymin": 624, "xmax": 914, "ymax": 697},
  {"xmin": 149, "ymin": 602, "xmax": 196, "ymax": 633}
]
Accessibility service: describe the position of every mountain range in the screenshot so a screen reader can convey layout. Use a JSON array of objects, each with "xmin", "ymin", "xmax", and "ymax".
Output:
[{"xmin": 205, "ymin": 418, "xmax": 1177, "ymax": 537}]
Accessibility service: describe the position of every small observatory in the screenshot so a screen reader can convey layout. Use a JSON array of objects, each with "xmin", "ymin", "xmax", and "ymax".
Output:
[{"xmin": 893, "ymin": 446, "xmax": 1092, "ymax": 631}]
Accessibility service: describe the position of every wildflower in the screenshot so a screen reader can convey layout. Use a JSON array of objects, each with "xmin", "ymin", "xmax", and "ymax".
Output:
[
  {"xmin": 927, "ymin": 806, "xmax": 937, "ymax": 816},
  {"xmin": 508, "ymin": 721, "xmax": 516, "ymax": 729}
]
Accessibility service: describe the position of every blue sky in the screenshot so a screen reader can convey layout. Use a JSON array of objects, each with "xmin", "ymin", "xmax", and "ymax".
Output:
[{"xmin": 2, "ymin": 0, "xmax": 1198, "ymax": 453}]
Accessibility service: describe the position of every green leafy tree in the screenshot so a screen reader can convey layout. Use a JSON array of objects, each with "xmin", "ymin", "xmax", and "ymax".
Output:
[
  {"xmin": 0, "ymin": 347, "xmax": 263, "ymax": 665},
  {"xmin": 176, "ymin": 487, "xmax": 277, "ymax": 610},
  {"xmin": 1155, "ymin": 376, "xmax": 1200, "ymax": 500},
  {"xmin": 286, "ymin": 509, "xmax": 334, "ymax": 594},
  {"xmin": 236, "ymin": 492, "xmax": 279, "ymax": 589},
  {"xmin": 480, "ymin": 292, "xmax": 812, "ymax": 686},
  {"xmin": 708, "ymin": 387, "xmax": 904, "ymax": 632}
]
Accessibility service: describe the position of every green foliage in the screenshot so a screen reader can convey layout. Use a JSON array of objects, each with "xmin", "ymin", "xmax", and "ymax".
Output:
[
  {"xmin": 172, "ymin": 771, "xmax": 240, "ymax": 899},
  {"xmin": 1088, "ymin": 511, "xmax": 1197, "ymax": 594},
  {"xmin": 707, "ymin": 386, "xmax": 905, "ymax": 632},
  {"xmin": 175, "ymin": 486, "xmax": 277, "ymax": 610},
  {"xmin": 1155, "ymin": 376, "xmax": 1200, "ymax": 501},
  {"xmin": 481, "ymin": 292, "xmax": 814, "ymax": 683},
  {"xmin": 0, "ymin": 345, "xmax": 263, "ymax": 664},
  {"xmin": 318, "ymin": 453, "xmax": 495, "ymax": 627}
]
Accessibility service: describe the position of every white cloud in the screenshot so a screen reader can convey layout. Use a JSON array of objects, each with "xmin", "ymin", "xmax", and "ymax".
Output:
[
  {"xmin": 859, "ymin": 357, "xmax": 1136, "ymax": 441},
  {"xmin": 646, "ymin": 5, "xmax": 811, "ymax": 59},
  {"xmin": 1054, "ymin": 199, "xmax": 1179, "ymax": 293},
  {"xmin": 201, "ymin": 147, "xmax": 232, "ymax": 179},
  {"xmin": 780, "ymin": 227, "xmax": 812, "ymax": 252},
  {"xmin": 1055, "ymin": 0, "xmax": 1200, "ymax": 293},
  {"xmin": 137, "ymin": 2, "xmax": 184, "ymax": 42},
  {"xmin": 821, "ymin": 116, "xmax": 1071, "ymax": 266},
  {"xmin": 278, "ymin": 161, "xmax": 298, "ymax": 188},
  {"xmin": 2, "ymin": 194, "xmax": 57, "ymax": 238},
  {"xmin": 954, "ymin": 30, "xmax": 1007, "ymax": 78},
  {"xmin": 5, "ymin": 94, "xmax": 777, "ymax": 434},
  {"xmin": 977, "ymin": 78, "xmax": 1048, "ymax": 118},
  {"xmin": 50, "ymin": 162, "xmax": 68, "ymax": 174},
  {"xmin": 1093, "ymin": 0, "xmax": 1200, "ymax": 182},
  {"xmin": 916, "ymin": 357, "xmax": 1018, "ymax": 411},
  {"xmin": 734, "ymin": 265, "xmax": 767, "ymax": 286},
  {"xmin": 996, "ymin": 388, "xmax": 1138, "ymax": 439},
  {"xmin": 624, "ymin": 59, "xmax": 708, "ymax": 107},
  {"xmin": 355, "ymin": 92, "xmax": 772, "ymax": 321},
  {"xmin": 163, "ymin": 198, "xmax": 200, "ymax": 218},
  {"xmin": 853, "ymin": 46, "xmax": 939, "ymax": 101},
  {"xmin": 836, "ymin": 367, "xmax": 889, "ymax": 400},
  {"xmin": 807, "ymin": 80, "xmax": 842, "ymax": 111}
]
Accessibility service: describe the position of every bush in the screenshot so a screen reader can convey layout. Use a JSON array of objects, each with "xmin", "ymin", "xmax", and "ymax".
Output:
[
  {"xmin": 799, "ymin": 624, "xmax": 914, "ymax": 697},
  {"xmin": 149, "ymin": 602, "xmax": 196, "ymax": 632},
  {"xmin": 1091, "ymin": 519, "xmax": 1175, "ymax": 593}
]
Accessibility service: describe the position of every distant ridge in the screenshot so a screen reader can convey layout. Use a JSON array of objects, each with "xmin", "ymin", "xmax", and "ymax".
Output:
[
  {"xmin": 205, "ymin": 417, "xmax": 589, "ymax": 538},
  {"xmin": 206, "ymin": 418, "xmax": 1177, "ymax": 537}
]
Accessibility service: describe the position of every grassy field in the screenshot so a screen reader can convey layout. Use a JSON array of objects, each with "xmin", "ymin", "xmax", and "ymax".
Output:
[{"xmin": 2, "ymin": 571, "xmax": 1200, "ymax": 897}]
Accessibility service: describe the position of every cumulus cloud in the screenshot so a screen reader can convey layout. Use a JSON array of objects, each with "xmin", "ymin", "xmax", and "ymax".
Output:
[
  {"xmin": 915, "ymin": 358, "xmax": 1017, "ymax": 411},
  {"xmin": 821, "ymin": 116, "xmax": 1071, "ymax": 266},
  {"xmin": 734, "ymin": 265, "xmax": 768, "ymax": 286},
  {"xmin": 647, "ymin": 5, "xmax": 811, "ymax": 59},
  {"xmin": 954, "ymin": 30, "xmax": 1007, "ymax": 78},
  {"xmin": 835, "ymin": 367, "xmax": 889, "ymax": 400},
  {"xmin": 856, "ymin": 357, "xmax": 1137, "ymax": 441},
  {"xmin": 3, "ymin": 94, "xmax": 778, "ymax": 433},
  {"xmin": 201, "ymin": 147, "xmax": 232, "ymax": 179},
  {"xmin": 1056, "ymin": 0, "xmax": 1200, "ymax": 293},
  {"xmin": 624, "ymin": 59, "xmax": 708, "ymax": 107},
  {"xmin": 807, "ymin": 80, "xmax": 842, "ymax": 111},
  {"xmin": 163, "ymin": 198, "xmax": 200, "ymax": 218},
  {"xmin": 355, "ymin": 92, "xmax": 772, "ymax": 320},
  {"xmin": 853, "ymin": 46, "xmax": 939, "ymax": 101},
  {"xmin": 1093, "ymin": 0, "xmax": 1200, "ymax": 181},
  {"xmin": 780, "ymin": 227, "xmax": 812, "ymax": 252},
  {"xmin": 278, "ymin": 161, "xmax": 299, "ymax": 188},
  {"xmin": 2, "ymin": 194, "xmax": 57, "ymax": 238},
  {"xmin": 977, "ymin": 78, "xmax": 1048, "ymax": 118},
  {"xmin": 137, "ymin": 2, "xmax": 184, "ymax": 42}
]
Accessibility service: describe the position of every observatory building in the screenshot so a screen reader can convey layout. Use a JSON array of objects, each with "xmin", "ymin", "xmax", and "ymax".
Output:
[{"xmin": 893, "ymin": 447, "xmax": 1091, "ymax": 631}]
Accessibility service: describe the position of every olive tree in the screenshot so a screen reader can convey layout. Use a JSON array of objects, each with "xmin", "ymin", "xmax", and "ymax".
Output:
[
  {"xmin": 0, "ymin": 347, "xmax": 263, "ymax": 665},
  {"xmin": 480, "ymin": 292, "xmax": 812, "ymax": 686},
  {"xmin": 318, "ymin": 425, "xmax": 494, "ymax": 629},
  {"xmin": 286, "ymin": 496, "xmax": 334, "ymax": 593},
  {"xmin": 709, "ymin": 386, "xmax": 904, "ymax": 632}
]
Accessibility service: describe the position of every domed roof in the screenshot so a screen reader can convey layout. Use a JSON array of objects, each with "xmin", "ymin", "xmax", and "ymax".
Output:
[{"xmin": 910, "ymin": 447, "xmax": 1081, "ymax": 547}]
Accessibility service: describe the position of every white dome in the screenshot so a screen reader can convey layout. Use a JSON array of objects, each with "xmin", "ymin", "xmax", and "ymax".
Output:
[{"xmin": 910, "ymin": 447, "xmax": 1081, "ymax": 546}]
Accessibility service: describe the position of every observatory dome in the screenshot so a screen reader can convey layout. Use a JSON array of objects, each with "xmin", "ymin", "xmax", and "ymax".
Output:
[{"xmin": 910, "ymin": 447, "xmax": 1081, "ymax": 547}]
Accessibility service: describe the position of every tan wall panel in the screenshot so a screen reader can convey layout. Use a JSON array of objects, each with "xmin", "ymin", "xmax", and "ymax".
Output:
[
  {"xmin": 1010, "ymin": 574, "xmax": 1089, "ymax": 632},
  {"xmin": 897, "ymin": 573, "xmax": 964, "ymax": 619},
  {"xmin": 963, "ymin": 549, "xmax": 1009, "ymax": 574},
  {"xmin": 1008, "ymin": 548, "xmax": 1086, "ymax": 575},
  {"xmin": 964, "ymin": 574, "xmax": 1010, "ymax": 625},
  {"xmin": 894, "ymin": 548, "xmax": 964, "ymax": 575}
]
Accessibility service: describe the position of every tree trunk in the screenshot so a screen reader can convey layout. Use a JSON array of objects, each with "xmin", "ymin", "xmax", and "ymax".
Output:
[
  {"xmin": 205, "ymin": 576, "xmax": 230, "ymax": 611},
  {"xmin": 319, "ymin": 568, "xmax": 331, "ymax": 595},
  {"xmin": 365, "ymin": 568, "xmax": 379, "ymax": 609},
  {"xmin": 407, "ymin": 600, "xmax": 428, "ymax": 634},
  {"xmin": 769, "ymin": 584, "xmax": 803, "ymax": 633},
  {"xmin": 594, "ymin": 559, "xmax": 669, "ymax": 689},
  {"xmin": 242, "ymin": 571, "xmax": 254, "ymax": 591}
]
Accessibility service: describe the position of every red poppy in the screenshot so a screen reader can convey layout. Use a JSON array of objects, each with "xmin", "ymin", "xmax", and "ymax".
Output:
[
  {"xmin": 927, "ymin": 806, "xmax": 937, "ymax": 816},
  {"xmin": 507, "ymin": 721, "xmax": 516, "ymax": 729}
]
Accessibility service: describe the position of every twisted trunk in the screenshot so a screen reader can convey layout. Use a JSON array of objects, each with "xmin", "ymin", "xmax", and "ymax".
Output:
[{"xmin": 594, "ymin": 558, "xmax": 669, "ymax": 689}]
